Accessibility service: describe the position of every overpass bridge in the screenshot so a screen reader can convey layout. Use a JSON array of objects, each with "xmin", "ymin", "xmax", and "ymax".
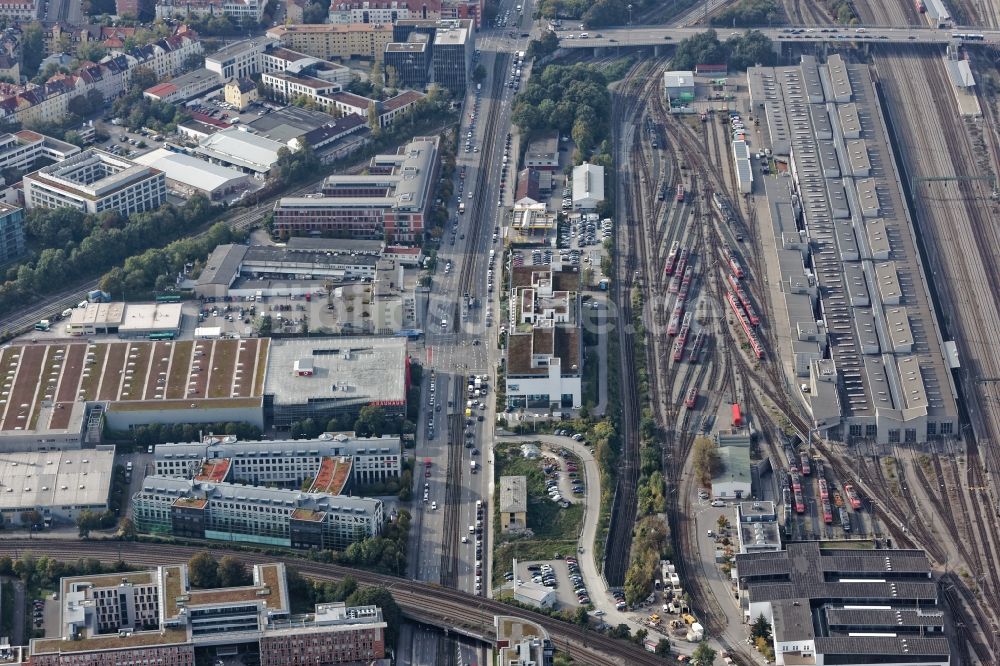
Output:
[{"xmin": 554, "ymin": 25, "xmax": 1000, "ymax": 49}]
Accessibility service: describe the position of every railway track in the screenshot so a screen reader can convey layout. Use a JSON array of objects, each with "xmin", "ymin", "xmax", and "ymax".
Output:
[{"xmin": 0, "ymin": 539, "xmax": 673, "ymax": 666}]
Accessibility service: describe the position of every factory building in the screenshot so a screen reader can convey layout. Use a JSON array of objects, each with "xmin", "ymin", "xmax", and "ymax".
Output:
[
  {"xmin": 735, "ymin": 543, "xmax": 949, "ymax": 666},
  {"xmin": 196, "ymin": 127, "xmax": 288, "ymax": 175},
  {"xmin": 132, "ymin": 475, "xmax": 383, "ymax": 549},
  {"xmin": 132, "ymin": 149, "xmax": 252, "ymax": 201},
  {"xmin": 26, "ymin": 563, "xmax": 387, "ymax": 666},
  {"xmin": 23, "ymin": 149, "xmax": 166, "ymax": 216},
  {"xmin": 0, "ymin": 447, "xmax": 115, "ymax": 527}
]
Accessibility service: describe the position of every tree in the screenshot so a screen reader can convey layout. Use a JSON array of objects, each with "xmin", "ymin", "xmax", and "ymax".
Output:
[
  {"xmin": 76, "ymin": 509, "xmax": 101, "ymax": 537},
  {"xmin": 472, "ymin": 63, "xmax": 487, "ymax": 84},
  {"xmin": 188, "ymin": 551, "xmax": 219, "ymax": 588},
  {"xmin": 21, "ymin": 510, "xmax": 42, "ymax": 529},
  {"xmin": 692, "ymin": 641, "xmax": 716, "ymax": 666},
  {"xmin": 258, "ymin": 314, "xmax": 273, "ymax": 336},
  {"xmin": 303, "ymin": 2, "xmax": 328, "ymax": 23},
  {"xmin": 217, "ymin": 556, "xmax": 251, "ymax": 587},
  {"xmin": 385, "ymin": 64, "xmax": 399, "ymax": 90},
  {"xmin": 655, "ymin": 638, "xmax": 671, "ymax": 655},
  {"xmin": 354, "ymin": 405, "xmax": 387, "ymax": 437},
  {"xmin": 22, "ymin": 23, "xmax": 45, "ymax": 77},
  {"xmin": 608, "ymin": 623, "xmax": 631, "ymax": 639},
  {"xmin": 367, "ymin": 101, "xmax": 381, "ymax": 134},
  {"xmin": 574, "ymin": 606, "xmax": 589, "ymax": 625},
  {"xmin": 634, "ymin": 628, "xmax": 648, "ymax": 644},
  {"xmin": 129, "ymin": 66, "xmax": 158, "ymax": 93},
  {"xmin": 751, "ymin": 613, "xmax": 772, "ymax": 640},
  {"xmin": 76, "ymin": 41, "xmax": 107, "ymax": 63},
  {"xmin": 117, "ymin": 516, "xmax": 136, "ymax": 540}
]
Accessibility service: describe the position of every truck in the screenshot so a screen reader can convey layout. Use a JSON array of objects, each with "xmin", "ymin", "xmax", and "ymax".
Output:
[
  {"xmin": 474, "ymin": 376, "xmax": 482, "ymax": 389},
  {"xmin": 88, "ymin": 289, "xmax": 111, "ymax": 303},
  {"xmin": 34, "ymin": 320, "xmax": 50, "ymax": 331}
]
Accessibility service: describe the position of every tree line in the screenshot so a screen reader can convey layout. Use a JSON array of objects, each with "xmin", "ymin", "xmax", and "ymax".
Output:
[{"xmin": 671, "ymin": 29, "xmax": 777, "ymax": 71}]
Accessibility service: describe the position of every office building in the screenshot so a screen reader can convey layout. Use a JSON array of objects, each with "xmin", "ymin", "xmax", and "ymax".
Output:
[
  {"xmin": 205, "ymin": 36, "xmax": 277, "ymax": 80},
  {"xmin": 23, "ymin": 149, "xmax": 166, "ymax": 215},
  {"xmin": 734, "ymin": 500, "xmax": 781, "ymax": 553},
  {"xmin": 0, "ymin": 202, "xmax": 24, "ymax": 263},
  {"xmin": 266, "ymin": 23, "xmax": 395, "ymax": 62},
  {"xmin": 131, "ymin": 475, "xmax": 384, "ymax": 549},
  {"xmin": 431, "ymin": 21, "xmax": 472, "ymax": 94},
  {"xmin": 735, "ymin": 543, "xmax": 950, "ymax": 666},
  {"xmin": 153, "ymin": 433, "xmax": 403, "ymax": 486},
  {"xmin": 505, "ymin": 263, "xmax": 582, "ymax": 409},
  {"xmin": 272, "ymin": 135, "xmax": 439, "ymax": 242},
  {"xmin": 143, "ymin": 68, "xmax": 222, "ymax": 104},
  {"xmin": 384, "ymin": 35, "xmax": 431, "ymax": 90},
  {"xmin": 26, "ymin": 563, "xmax": 387, "ymax": 666},
  {"xmin": 0, "ymin": 129, "xmax": 80, "ymax": 173},
  {"xmin": 524, "ymin": 131, "xmax": 559, "ymax": 170}
]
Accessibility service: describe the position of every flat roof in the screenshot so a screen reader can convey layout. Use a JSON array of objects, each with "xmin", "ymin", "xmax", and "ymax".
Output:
[
  {"xmin": 118, "ymin": 303, "xmax": 183, "ymax": 333},
  {"xmin": 196, "ymin": 128, "xmax": 286, "ymax": 173},
  {"xmin": 69, "ymin": 302, "xmax": 126, "ymax": 327},
  {"xmin": 499, "ymin": 475, "xmax": 527, "ymax": 513},
  {"xmin": 0, "ymin": 447, "xmax": 114, "ymax": 513},
  {"xmin": 206, "ymin": 36, "xmax": 276, "ymax": 64},
  {"xmin": 132, "ymin": 149, "xmax": 248, "ymax": 193},
  {"xmin": 263, "ymin": 337, "xmax": 407, "ymax": 407}
]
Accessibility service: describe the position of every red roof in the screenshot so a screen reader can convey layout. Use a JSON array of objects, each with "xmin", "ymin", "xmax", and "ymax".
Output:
[{"xmin": 145, "ymin": 82, "xmax": 178, "ymax": 97}]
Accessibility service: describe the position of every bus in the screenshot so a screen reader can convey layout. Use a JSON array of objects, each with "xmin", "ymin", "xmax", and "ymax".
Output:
[
  {"xmin": 155, "ymin": 293, "xmax": 182, "ymax": 303},
  {"xmin": 149, "ymin": 332, "xmax": 176, "ymax": 340}
]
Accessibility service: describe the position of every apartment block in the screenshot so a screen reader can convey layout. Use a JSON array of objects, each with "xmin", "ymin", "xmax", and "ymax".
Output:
[{"xmin": 266, "ymin": 23, "xmax": 395, "ymax": 61}]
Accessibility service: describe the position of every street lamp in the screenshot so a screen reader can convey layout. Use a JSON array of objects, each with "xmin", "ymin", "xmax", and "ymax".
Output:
[{"xmin": 628, "ymin": 3, "xmax": 633, "ymax": 25}]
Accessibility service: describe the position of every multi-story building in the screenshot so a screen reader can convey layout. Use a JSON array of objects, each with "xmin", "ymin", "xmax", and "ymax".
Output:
[
  {"xmin": 384, "ymin": 35, "xmax": 431, "ymax": 90},
  {"xmin": 116, "ymin": 32, "xmax": 204, "ymax": 80},
  {"xmin": 266, "ymin": 23, "xmax": 395, "ymax": 62},
  {"xmin": 205, "ymin": 36, "xmax": 277, "ymax": 80},
  {"xmin": 0, "ymin": 129, "xmax": 79, "ymax": 174},
  {"xmin": 0, "ymin": 0, "xmax": 38, "ymax": 21},
  {"xmin": 224, "ymin": 77, "xmax": 258, "ymax": 110},
  {"xmin": 505, "ymin": 262, "xmax": 583, "ymax": 409},
  {"xmin": 131, "ymin": 475, "xmax": 384, "ymax": 549},
  {"xmin": 273, "ymin": 135, "xmax": 439, "ymax": 242},
  {"xmin": 0, "ymin": 202, "xmax": 24, "ymax": 263},
  {"xmin": 143, "ymin": 67, "xmax": 222, "ymax": 104},
  {"xmin": 153, "ymin": 433, "xmax": 403, "ymax": 486},
  {"xmin": 27, "ymin": 563, "xmax": 387, "ymax": 666},
  {"xmin": 156, "ymin": 0, "xmax": 266, "ymax": 21},
  {"xmin": 431, "ymin": 21, "xmax": 471, "ymax": 94},
  {"xmin": 23, "ymin": 149, "xmax": 166, "ymax": 216},
  {"xmin": 328, "ymin": 0, "xmax": 440, "ymax": 23},
  {"xmin": 735, "ymin": 543, "xmax": 950, "ymax": 666}
]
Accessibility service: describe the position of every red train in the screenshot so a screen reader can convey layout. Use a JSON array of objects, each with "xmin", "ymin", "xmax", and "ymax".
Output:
[
  {"xmin": 668, "ymin": 273, "xmax": 682, "ymax": 294},
  {"xmin": 822, "ymin": 497, "xmax": 833, "ymax": 524},
  {"xmin": 728, "ymin": 274, "xmax": 760, "ymax": 327},
  {"xmin": 687, "ymin": 330, "xmax": 706, "ymax": 363},
  {"xmin": 818, "ymin": 478, "xmax": 828, "ymax": 501},
  {"xmin": 664, "ymin": 241, "xmax": 680, "ymax": 275},
  {"xmin": 674, "ymin": 312, "xmax": 692, "ymax": 360},
  {"xmin": 915, "ymin": 0, "xmax": 926, "ymax": 11},
  {"xmin": 790, "ymin": 471, "xmax": 806, "ymax": 514},
  {"xmin": 667, "ymin": 298, "xmax": 685, "ymax": 336},
  {"xmin": 726, "ymin": 289, "xmax": 765, "ymax": 359},
  {"xmin": 833, "ymin": 491, "xmax": 844, "ymax": 508},
  {"xmin": 844, "ymin": 484, "xmax": 862, "ymax": 510},
  {"xmin": 723, "ymin": 244, "xmax": 744, "ymax": 278},
  {"xmin": 800, "ymin": 451, "xmax": 811, "ymax": 476},
  {"xmin": 684, "ymin": 386, "xmax": 698, "ymax": 409},
  {"xmin": 676, "ymin": 184, "xmax": 685, "ymax": 203},
  {"xmin": 675, "ymin": 247, "xmax": 689, "ymax": 279},
  {"xmin": 732, "ymin": 403, "xmax": 742, "ymax": 428}
]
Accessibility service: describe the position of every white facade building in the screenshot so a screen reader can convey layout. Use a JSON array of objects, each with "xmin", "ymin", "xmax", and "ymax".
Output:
[
  {"xmin": 571, "ymin": 162, "xmax": 604, "ymax": 211},
  {"xmin": 23, "ymin": 149, "xmax": 166, "ymax": 215}
]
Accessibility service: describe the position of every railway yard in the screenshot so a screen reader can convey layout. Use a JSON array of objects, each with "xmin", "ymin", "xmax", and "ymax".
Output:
[{"xmin": 601, "ymin": 7, "xmax": 1000, "ymax": 658}]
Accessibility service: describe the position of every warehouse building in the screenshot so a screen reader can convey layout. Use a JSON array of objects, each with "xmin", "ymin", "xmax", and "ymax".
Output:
[
  {"xmin": 27, "ymin": 563, "xmax": 387, "ymax": 666},
  {"xmin": 750, "ymin": 57, "xmax": 958, "ymax": 444},
  {"xmin": 663, "ymin": 70, "xmax": 695, "ymax": 106},
  {"xmin": 153, "ymin": 432, "xmax": 403, "ymax": 486},
  {"xmin": 264, "ymin": 336, "xmax": 409, "ymax": 427},
  {"xmin": 132, "ymin": 149, "xmax": 252, "ymax": 201},
  {"xmin": 23, "ymin": 149, "xmax": 166, "ymax": 215},
  {"xmin": 132, "ymin": 475, "xmax": 384, "ymax": 549},
  {"xmin": 0, "ymin": 446, "xmax": 115, "ymax": 527},
  {"xmin": 117, "ymin": 303, "xmax": 184, "ymax": 338},
  {"xmin": 735, "ymin": 543, "xmax": 949, "ymax": 666},
  {"xmin": 272, "ymin": 135, "xmax": 439, "ymax": 242},
  {"xmin": 571, "ymin": 162, "xmax": 604, "ymax": 211},
  {"xmin": 196, "ymin": 127, "xmax": 288, "ymax": 175}
]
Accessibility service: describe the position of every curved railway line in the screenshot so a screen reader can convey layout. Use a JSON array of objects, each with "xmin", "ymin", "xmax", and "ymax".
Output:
[{"xmin": 0, "ymin": 539, "xmax": 674, "ymax": 666}]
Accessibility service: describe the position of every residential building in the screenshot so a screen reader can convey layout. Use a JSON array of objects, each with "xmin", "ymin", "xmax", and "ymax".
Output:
[
  {"xmin": 0, "ymin": 0, "xmax": 39, "ymax": 21},
  {"xmin": 195, "ymin": 127, "xmax": 288, "ymax": 175},
  {"xmin": 441, "ymin": 0, "xmax": 481, "ymax": 26},
  {"xmin": 384, "ymin": 35, "xmax": 431, "ymax": 90},
  {"xmin": 272, "ymin": 135, "xmax": 438, "ymax": 242},
  {"xmin": 263, "ymin": 337, "xmax": 409, "ymax": 427},
  {"xmin": 499, "ymin": 475, "xmax": 527, "ymax": 531},
  {"xmin": 131, "ymin": 148, "xmax": 252, "ymax": 201},
  {"xmin": 225, "ymin": 77, "xmax": 258, "ymax": 110},
  {"xmin": 735, "ymin": 543, "xmax": 950, "ymax": 666},
  {"xmin": 26, "ymin": 563, "xmax": 387, "ymax": 666},
  {"xmin": 327, "ymin": 0, "xmax": 441, "ymax": 23},
  {"xmin": 156, "ymin": 0, "xmax": 267, "ymax": 21},
  {"xmin": 143, "ymin": 67, "xmax": 223, "ymax": 104},
  {"xmin": 0, "ymin": 202, "xmax": 24, "ymax": 263},
  {"xmin": 114, "ymin": 31, "xmax": 204, "ymax": 81},
  {"xmin": 266, "ymin": 23, "xmax": 395, "ymax": 62},
  {"xmin": 524, "ymin": 130, "xmax": 559, "ymax": 170},
  {"xmin": 0, "ymin": 54, "xmax": 20, "ymax": 80},
  {"xmin": 131, "ymin": 475, "xmax": 384, "ymax": 549},
  {"xmin": 571, "ymin": 162, "xmax": 604, "ymax": 211},
  {"xmin": 505, "ymin": 263, "xmax": 583, "ymax": 409},
  {"xmin": 153, "ymin": 433, "xmax": 403, "ymax": 486},
  {"xmin": 23, "ymin": 149, "xmax": 166, "ymax": 215}
]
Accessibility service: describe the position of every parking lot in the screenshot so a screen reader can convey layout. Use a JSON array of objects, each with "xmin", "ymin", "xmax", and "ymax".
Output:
[{"xmin": 512, "ymin": 558, "xmax": 590, "ymax": 608}]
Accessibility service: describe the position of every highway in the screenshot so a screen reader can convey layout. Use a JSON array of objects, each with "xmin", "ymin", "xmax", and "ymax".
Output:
[
  {"xmin": 553, "ymin": 24, "xmax": 1000, "ymax": 47},
  {"xmin": 0, "ymin": 538, "xmax": 679, "ymax": 666}
]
